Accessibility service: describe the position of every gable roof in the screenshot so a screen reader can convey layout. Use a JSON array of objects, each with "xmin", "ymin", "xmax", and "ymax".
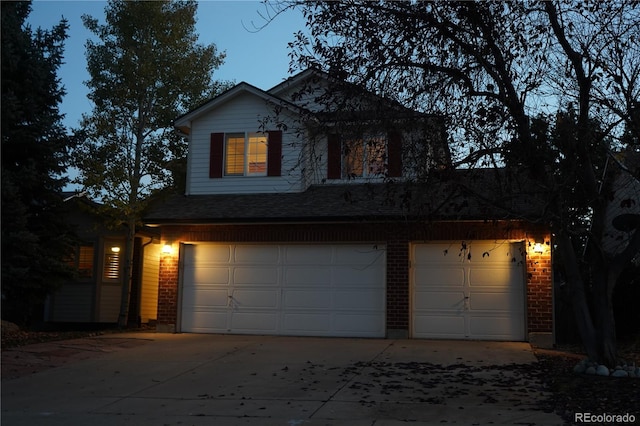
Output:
[{"xmin": 173, "ymin": 82, "xmax": 308, "ymax": 135}]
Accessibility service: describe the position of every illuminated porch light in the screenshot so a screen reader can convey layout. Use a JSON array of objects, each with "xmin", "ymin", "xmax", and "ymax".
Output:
[
  {"xmin": 162, "ymin": 244, "xmax": 173, "ymax": 255},
  {"xmin": 111, "ymin": 246, "xmax": 121, "ymax": 253},
  {"xmin": 533, "ymin": 242, "xmax": 545, "ymax": 254}
]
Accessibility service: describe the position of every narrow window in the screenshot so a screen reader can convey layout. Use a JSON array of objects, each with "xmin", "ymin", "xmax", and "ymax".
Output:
[
  {"xmin": 103, "ymin": 245, "xmax": 121, "ymax": 281},
  {"xmin": 224, "ymin": 133, "xmax": 245, "ymax": 176},
  {"xmin": 247, "ymin": 133, "xmax": 268, "ymax": 176},
  {"xmin": 77, "ymin": 245, "xmax": 94, "ymax": 279}
]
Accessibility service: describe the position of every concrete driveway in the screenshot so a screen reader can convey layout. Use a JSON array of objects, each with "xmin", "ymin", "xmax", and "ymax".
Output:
[{"xmin": 1, "ymin": 333, "xmax": 564, "ymax": 426}]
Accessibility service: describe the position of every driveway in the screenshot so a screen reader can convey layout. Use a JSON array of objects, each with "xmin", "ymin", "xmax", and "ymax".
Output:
[{"xmin": 1, "ymin": 333, "xmax": 564, "ymax": 425}]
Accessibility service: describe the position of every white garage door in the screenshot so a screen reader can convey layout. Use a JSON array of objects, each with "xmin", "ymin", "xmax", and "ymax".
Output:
[
  {"xmin": 411, "ymin": 241, "xmax": 525, "ymax": 341},
  {"xmin": 181, "ymin": 243, "xmax": 386, "ymax": 337}
]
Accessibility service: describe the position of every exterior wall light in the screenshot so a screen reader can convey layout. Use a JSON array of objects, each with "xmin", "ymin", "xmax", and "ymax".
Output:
[
  {"xmin": 162, "ymin": 244, "xmax": 173, "ymax": 255},
  {"xmin": 111, "ymin": 246, "xmax": 121, "ymax": 253}
]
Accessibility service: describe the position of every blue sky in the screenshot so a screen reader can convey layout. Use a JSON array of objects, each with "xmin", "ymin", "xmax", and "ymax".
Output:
[{"xmin": 27, "ymin": 0, "xmax": 306, "ymax": 129}]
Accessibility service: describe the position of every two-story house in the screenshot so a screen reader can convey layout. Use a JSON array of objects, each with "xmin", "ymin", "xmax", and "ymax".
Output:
[{"xmin": 146, "ymin": 69, "xmax": 554, "ymax": 346}]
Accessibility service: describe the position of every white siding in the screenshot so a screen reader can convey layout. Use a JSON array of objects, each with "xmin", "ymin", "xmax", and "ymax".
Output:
[
  {"xmin": 98, "ymin": 284, "xmax": 121, "ymax": 323},
  {"xmin": 140, "ymin": 243, "xmax": 160, "ymax": 323},
  {"xmin": 187, "ymin": 92, "xmax": 306, "ymax": 195}
]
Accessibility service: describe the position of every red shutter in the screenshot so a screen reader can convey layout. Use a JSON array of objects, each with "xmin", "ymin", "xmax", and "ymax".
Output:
[
  {"xmin": 327, "ymin": 134, "xmax": 341, "ymax": 179},
  {"xmin": 267, "ymin": 130, "xmax": 282, "ymax": 177},
  {"xmin": 387, "ymin": 131, "xmax": 402, "ymax": 178},
  {"xmin": 209, "ymin": 133, "xmax": 224, "ymax": 178}
]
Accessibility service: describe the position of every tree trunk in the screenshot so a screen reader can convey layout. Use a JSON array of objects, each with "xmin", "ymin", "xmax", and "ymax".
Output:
[
  {"xmin": 557, "ymin": 231, "xmax": 599, "ymax": 360},
  {"xmin": 117, "ymin": 217, "xmax": 136, "ymax": 328}
]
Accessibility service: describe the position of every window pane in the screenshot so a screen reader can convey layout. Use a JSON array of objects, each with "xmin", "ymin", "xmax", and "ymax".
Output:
[
  {"xmin": 343, "ymin": 138, "xmax": 364, "ymax": 178},
  {"xmin": 225, "ymin": 134, "xmax": 245, "ymax": 176},
  {"xmin": 247, "ymin": 133, "xmax": 268, "ymax": 175},
  {"xmin": 78, "ymin": 245, "xmax": 94, "ymax": 279},
  {"xmin": 366, "ymin": 136, "xmax": 386, "ymax": 176}
]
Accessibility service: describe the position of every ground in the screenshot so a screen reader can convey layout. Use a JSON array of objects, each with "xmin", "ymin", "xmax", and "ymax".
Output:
[{"xmin": 1, "ymin": 322, "xmax": 638, "ymax": 425}]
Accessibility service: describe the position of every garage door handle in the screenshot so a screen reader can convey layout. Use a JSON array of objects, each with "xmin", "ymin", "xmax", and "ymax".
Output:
[{"xmin": 464, "ymin": 296, "xmax": 470, "ymax": 311}]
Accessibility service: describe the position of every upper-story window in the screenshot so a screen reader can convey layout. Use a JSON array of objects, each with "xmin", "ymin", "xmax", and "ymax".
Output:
[
  {"xmin": 209, "ymin": 131, "xmax": 282, "ymax": 179},
  {"xmin": 328, "ymin": 132, "xmax": 402, "ymax": 180},
  {"xmin": 225, "ymin": 132, "xmax": 268, "ymax": 176},
  {"xmin": 343, "ymin": 136, "xmax": 386, "ymax": 178}
]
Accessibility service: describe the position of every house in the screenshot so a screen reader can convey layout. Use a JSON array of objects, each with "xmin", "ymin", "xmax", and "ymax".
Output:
[
  {"xmin": 45, "ymin": 193, "xmax": 160, "ymax": 326},
  {"xmin": 145, "ymin": 69, "xmax": 554, "ymax": 346}
]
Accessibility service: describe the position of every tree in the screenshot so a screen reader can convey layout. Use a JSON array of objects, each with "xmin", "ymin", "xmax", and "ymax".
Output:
[
  {"xmin": 73, "ymin": 0, "xmax": 227, "ymax": 327},
  {"xmin": 277, "ymin": 0, "xmax": 640, "ymax": 366},
  {"xmin": 1, "ymin": 1, "xmax": 75, "ymax": 325}
]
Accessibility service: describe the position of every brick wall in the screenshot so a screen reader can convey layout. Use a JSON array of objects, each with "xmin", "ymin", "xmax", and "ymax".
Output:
[
  {"xmin": 525, "ymin": 234, "xmax": 553, "ymax": 333},
  {"xmin": 155, "ymin": 221, "xmax": 553, "ymax": 339}
]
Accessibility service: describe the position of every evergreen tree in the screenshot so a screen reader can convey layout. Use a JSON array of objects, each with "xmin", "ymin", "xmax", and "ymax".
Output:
[{"xmin": 1, "ymin": 1, "xmax": 74, "ymax": 325}]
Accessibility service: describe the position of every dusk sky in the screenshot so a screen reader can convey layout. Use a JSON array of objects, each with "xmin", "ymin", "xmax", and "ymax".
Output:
[{"xmin": 27, "ymin": 0, "xmax": 307, "ymax": 130}]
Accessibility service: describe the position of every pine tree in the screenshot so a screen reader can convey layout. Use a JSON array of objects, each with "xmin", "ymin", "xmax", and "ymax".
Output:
[{"xmin": 1, "ymin": 1, "xmax": 74, "ymax": 325}]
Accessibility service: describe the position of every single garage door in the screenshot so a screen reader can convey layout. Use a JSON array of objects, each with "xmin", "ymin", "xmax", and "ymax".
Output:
[
  {"xmin": 411, "ymin": 241, "xmax": 525, "ymax": 341},
  {"xmin": 181, "ymin": 243, "xmax": 386, "ymax": 337}
]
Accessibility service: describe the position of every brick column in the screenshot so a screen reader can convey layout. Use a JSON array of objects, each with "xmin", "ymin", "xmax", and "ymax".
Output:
[
  {"xmin": 386, "ymin": 235, "xmax": 409, "ymax": 338},
  {"xmin": 526, "ymin": 234, "xmax": 553, "ymax": 346},
  {"xmin": 157, "ymin": 246, "xmax": 179, "ymax": 333}
]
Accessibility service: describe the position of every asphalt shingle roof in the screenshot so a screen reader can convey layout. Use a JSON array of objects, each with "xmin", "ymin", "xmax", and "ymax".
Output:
[{"xmin": 145, "ymin": 169, "xmax": 545, "ymax": 225}]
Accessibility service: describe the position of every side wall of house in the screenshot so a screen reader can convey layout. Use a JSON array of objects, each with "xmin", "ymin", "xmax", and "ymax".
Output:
[
  {"xmin": 186, "ymin": 92, "xmax": 306, "ymax": 195},
  {"xmin": 156, "ymin": 221, "xmax": 553, "ymax": 342}
]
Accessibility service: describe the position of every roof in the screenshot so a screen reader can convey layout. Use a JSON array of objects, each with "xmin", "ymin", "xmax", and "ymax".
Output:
[
  {"xmin": 173, "ymin": 82, "xmax": 309, "ymax": 135},
  {"xmin": 145, "ymin": 169, "xmax": 546, "ymax": 225}
]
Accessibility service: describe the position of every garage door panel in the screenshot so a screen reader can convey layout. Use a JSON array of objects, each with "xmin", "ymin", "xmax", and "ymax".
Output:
[
  {"xmin": 283, "ymin": 290, "xmax": 331, "ymax": 309},
  {"xmin": 231, "ymin": 312, "xmax": 278, "ymax": 333},
  {"xmin": 414, "ymin": 244, "xmax": 456, "ymax": 260},
  {"xmin": 187, "ymin": 267, "xmax": 230, "ymax": 285},
  {"xmin": 333, "ymin": 265, "xmax": 384, "ymax": 285},
  {"xmin": 233, "ymin": 267, "xmax": 278, "ymax": 285},
  {"xmin": 333, "ymin": 313, "xmax": 385, "ymax": 334},
  {"xmin": 469, "ymin": 267, "xmax": 522, "ymax": 287},
  {"xmin": 182, "ymin": 310, "xmax": 228, "ymax": 333},
  {"xmin": 233, "ymin": 289, "xmax": 279, "ymax": 309},
  {"xmin": 182, "ymin": 288, "xmax": 228, "ymax": 308},
  {"xmin": 470, "ymin": 291, "xmax": 524, "ymax": 312},
  {"xmin": 413, "ymin": 315, "xmax": 466, "ymax": 338},
  {"xmin": 414, "ymin": 291, "xmax": 465, "ymax": 310},
  {"xmin": 234, "ymin": 245, "xmax": 280, "ymax": 264},
  {"xmin": 189, "ymin": 245, "xmax": 231, "ymax": 264},
  {"xmin": 469, "ymin": 315, "xmax": 525, "ymax": 339},
  {"xmin": 282, "ymin": 313, "xmax": 331, "ymax": 333},
  {"xmin": 413, "ymin": 267, "xmax": 465, "ymax": 286},
  {"xmin": 283, "ymin": 267, "xmax": 331, "ymax": 286},
  {"xmin": 333, "ymin": 290, "xmax": 385, "ymax": 310},
  {"xmin": 333, "ymin": 246, "xmax": 384, "ymax": 265},
  {"xmin": 284, "ymin": 246, "xmax": 333, "ymax": 264}
]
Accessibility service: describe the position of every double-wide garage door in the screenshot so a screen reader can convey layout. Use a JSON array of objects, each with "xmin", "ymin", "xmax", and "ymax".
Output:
[
  {"xmin": 181, "ymin": 244, "xmax": 386, "ymax": 337},
  {"xmin": 412, "ymin": 241, "xmax": 526, "ymax": 341}
]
